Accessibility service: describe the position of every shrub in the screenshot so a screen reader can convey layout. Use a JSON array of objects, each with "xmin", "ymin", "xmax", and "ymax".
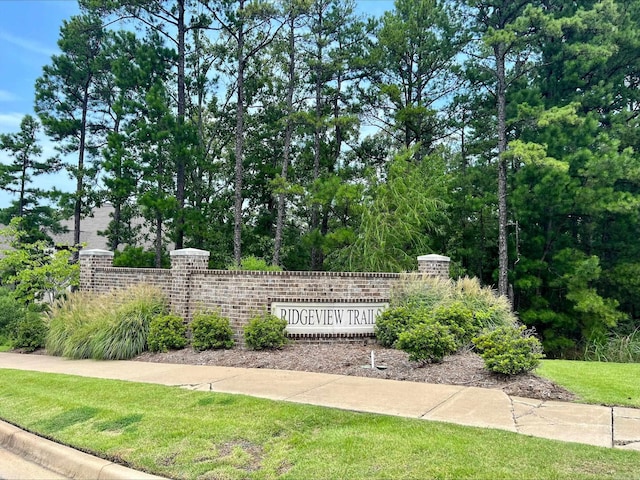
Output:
[
  {"xmin": 375, "ymin": 306, "xmax": 422, "ymax": 347},
  {"xmin": 114, "ymin": 246, "xmax": 170, "ymax": 268},
  {"xmin": 473, "ymin": 325, "xmax": 544, "ymax": 375},
  {"xmin": 396, "ymin": 322, "xmax": 458, "ymax": 364},
  {"xmin": 148, "ymin": 314, "xmax": 187, "ymax": 353},
  {"xmin": 12, "ymin": 312, "xmax": 47, "ymax": 352},
  {"xmin": 0, "ymin": 288, "xmax": 26, "ymax": 338},
  {"xmin": 227, "ymin": 256, "xmax": 282, "ymax": 272},
  {"xmin": 191, "ymin": 312, "xmax": 234, "ymax": 351},
  {"xmin": 244, "ymin": 313, "xmax": 288, "ymax": 350},
  {"xmin": 430, "ymin": 301, "xmax": 479, "ymax": 346}
]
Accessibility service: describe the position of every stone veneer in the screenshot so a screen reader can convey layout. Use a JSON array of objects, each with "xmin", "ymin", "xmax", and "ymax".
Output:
[{"xmin": 79, "ymin": 248, "xmax": 451, "ymax": 344}]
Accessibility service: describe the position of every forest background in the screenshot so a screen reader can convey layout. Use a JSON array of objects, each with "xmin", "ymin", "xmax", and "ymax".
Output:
[{"xmin": 1, "ymin": 0, "xmax": 640, "ymax": 359}]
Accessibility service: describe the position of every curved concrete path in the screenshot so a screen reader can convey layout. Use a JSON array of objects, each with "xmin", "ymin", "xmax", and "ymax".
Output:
[{"xmin": 0, "ymin": 352, "xmax": 639, "ymax": 478}]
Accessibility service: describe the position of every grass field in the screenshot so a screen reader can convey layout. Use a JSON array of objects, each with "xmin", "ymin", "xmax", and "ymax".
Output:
[
  {"xmin": 0, "ymin": 368, "xmax": 638, "ymax": 479},
  {"xmin": 537, "ymin": 360, "xmax": 640, "ymax": 408}
]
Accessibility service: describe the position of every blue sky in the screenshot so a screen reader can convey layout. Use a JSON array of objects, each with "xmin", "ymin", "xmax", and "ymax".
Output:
[
  {"xmin": 0, "ymin": 0, "xmax": 394, "ymax": 210},
  {"xmin": 0, "ymin": 1, "xmax": 80, "ymax": 208}
]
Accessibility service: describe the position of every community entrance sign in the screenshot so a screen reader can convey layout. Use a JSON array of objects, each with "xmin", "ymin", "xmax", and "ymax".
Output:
[{"xmin": 271, "ymin": 302, "xmax": 388, "ymax": 335}]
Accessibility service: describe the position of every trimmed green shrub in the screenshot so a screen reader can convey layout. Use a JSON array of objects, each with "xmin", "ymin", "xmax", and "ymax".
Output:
[
  {"xmin": 396, "ymin": 322, "xmax": 458, "ymax": 364},
  {"xmin": 244, "ymin": 313, "xmax": 288, "ymax": 350},
  {"xmin": 431, "ymin": 302, "xmax": 478, "ymax": 346},
  {"xmin": 148, "ymin": 314, "xmax": 187, "ymax": 353},
  {"xmin": 473, "ymin": 325, "xmax": 544, "ymax": 375},
  {"xmin": 12, "ymin": 312, "xmax": 47, "ymax": 352},
  {"xmin": 375, "ymin": 307, "xmax": 418, "ymax": 347},
  {"xmin": 191, "ymin": 312, "xmax": 234, "ymax": 351}
]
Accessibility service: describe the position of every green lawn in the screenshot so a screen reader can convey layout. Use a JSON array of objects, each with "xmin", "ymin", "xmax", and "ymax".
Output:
[
  {"xmin": 0, "ymin": 369, "xmax": 638, "ymax": 479},
  {"xmin": 537, "ymin": 360, "xmax": 640, "ymax": 408}
]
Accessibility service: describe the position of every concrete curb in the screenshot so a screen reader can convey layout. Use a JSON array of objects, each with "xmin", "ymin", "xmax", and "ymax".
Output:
[{"xmin": 0, "ymin": 420, "xmax": 165, "ymax": 480}]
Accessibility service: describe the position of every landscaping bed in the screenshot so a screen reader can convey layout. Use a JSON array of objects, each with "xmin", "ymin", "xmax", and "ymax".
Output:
[{"xmin": 135, "ymin": 342, "xmax": 575, "ymax": 402}]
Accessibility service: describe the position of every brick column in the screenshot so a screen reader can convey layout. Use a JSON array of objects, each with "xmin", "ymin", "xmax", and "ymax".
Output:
[
  {"xmin": 79, "ymin": 249, "xmax": 114, "ymax": 292},
  {"xmin": 417, "ymin": 254, "xmax": 450, "ymax": 279},
  {"xmin": 170, "ymin": 248, "xmax": 210, "ymax": 320}
]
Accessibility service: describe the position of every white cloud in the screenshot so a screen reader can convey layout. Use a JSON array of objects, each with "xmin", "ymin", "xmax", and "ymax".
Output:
[
  {"xmin": 0, "ymin": 29, "xmax": 58, "ymax": 57},
  {"xmin": 0, "ymin": 112, "xmax": 23, "ymax": 131},
  {"xmin": 0, "ymin": 90, "xmax": 19, "ymax": 102}
]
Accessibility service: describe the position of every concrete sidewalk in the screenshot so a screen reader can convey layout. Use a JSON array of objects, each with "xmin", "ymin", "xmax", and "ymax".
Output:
[{"xmin": 0, "ymin": 351, "xmax": 639, "ymax": 476}]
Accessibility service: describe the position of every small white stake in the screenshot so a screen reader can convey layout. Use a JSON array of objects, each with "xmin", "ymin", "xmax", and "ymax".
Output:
[{"xmin": 371, "ymin": 350, "xmax": 375, "ymax": 369}]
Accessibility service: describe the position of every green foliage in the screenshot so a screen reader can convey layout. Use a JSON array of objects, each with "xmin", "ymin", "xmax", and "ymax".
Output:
[
  {"xmin": 113, "ymin": 246, "xmax": 169, "ymax": 268},
  {"xmin": 391, "ymin": 275, "xmax": 454, "ymax": 310},
  {"xmin": 430, "ymin": 302, "xmax": 477, "ymax": 346},
  {"xmin": 12, "ymin": 312, "xmax": 48, "ymax": 352},
  {"xmin": 148, "ymin": 314, "xmax": 187, "ymax": 353},
  {"xmin": 375, "ymin": 306, "xmax": 422, "ymax": 348},
  {"xmin": 191, "ymin": 312, "xmax": 234, "ymax": 351},
  {"xmin": 473, "ymin": 326, "xmax": 544, "ymax": 375},
  {"xmin": 46, "ymin": 284, "xmax": 168, "ymax": 360},
  {"xmin": 0, "ymin": 288, "xmax": 25, "ymax": 336},
  {"xmin": 396, "ymin": 322, "xmax": 458, "ymax": 364},
  {"xmin": 332, "ymin": 149, "xmax": 449, "ymax": 272},
  {"xmin": 451, "ymin": 277, "xmax": 516, "ymax": 330},
  {"xmin": 583, "ymin": 330, "xmax": 640, "ymax": 363},
  {"xmin": 227, "ymin": 256, "xmax": 283, "ymax": 272},
  {"xmin": 244, "ymin": 313, "xmax": 288, "ymax": 350},
  {"xmin": 0, "ymin": 219, "xmax": 79, "ymax": 305},
  {"xmin": 388, "ymin": 276, "xmax": 515, "ymax": 343}
]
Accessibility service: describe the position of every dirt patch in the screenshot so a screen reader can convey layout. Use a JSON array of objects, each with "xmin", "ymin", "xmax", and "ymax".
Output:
[{"xmin": 135, "ymin": 342, "xmax": 575, "ymax": 402}]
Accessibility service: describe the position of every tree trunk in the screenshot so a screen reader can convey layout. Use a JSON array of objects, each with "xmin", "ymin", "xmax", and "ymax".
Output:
[
  {"xmin": 273, "ymin": 15, "xmax": 296, "ymax": 267},
  {"xmin": 175, "ymin": 0, "xmax": 186, "ymax": 250},
  {"xmin": 310, "ymin": 8, "xmax": 324, "ymax": 271},
  {"xmin": 495, "ymin": 42, "xmax": 509, "ymax": 299},
  {"xmin": 233, "ymin": 1, "xmax": 246, "ymax": 266},
  {"xmin": 74, "ymin": 80, "xmax": 91, "ymax": 261}
]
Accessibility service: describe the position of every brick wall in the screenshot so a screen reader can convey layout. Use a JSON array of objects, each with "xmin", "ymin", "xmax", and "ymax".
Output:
[{"xmin": 79, "ymin": 248, "xmax": 450, "ymax": 344}]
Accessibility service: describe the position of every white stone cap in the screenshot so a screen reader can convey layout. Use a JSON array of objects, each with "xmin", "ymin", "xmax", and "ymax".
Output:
[
  {"xmin": 170, "ymin": 248, "xmax": 210, "ymax": 257},
  {"xmin": 417, "ymin": 254, "xmax": 450, "ymax": 262},
  {"xmin": 79, "ymin": 249, "xmax": 114, "ymax": 257}
]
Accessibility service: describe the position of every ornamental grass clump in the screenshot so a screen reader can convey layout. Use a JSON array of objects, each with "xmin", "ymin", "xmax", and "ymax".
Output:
[
  {"xmin": 46, "ymin": 292, "xmax": 98, "ymax": 356},
  {"xmin": 583, "ymin": 329, "xmax": 640, "ymax": 363},
  {"xmin": 46, "ymin": 285, "xmax": 168, "ymax": 360}
]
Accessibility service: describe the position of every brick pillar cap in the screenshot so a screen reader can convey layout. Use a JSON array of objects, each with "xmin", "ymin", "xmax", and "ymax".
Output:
[
  {"xmin": 170, "ymin": 248, "xmax": 210, "ymax": 257},
  {"xmin": 417, "ymin": 254, "xmax": 450, "ymax": 262},
  {"xmin": 79, "ymin": 249, "xmax": 114, "ymax": 257}
]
